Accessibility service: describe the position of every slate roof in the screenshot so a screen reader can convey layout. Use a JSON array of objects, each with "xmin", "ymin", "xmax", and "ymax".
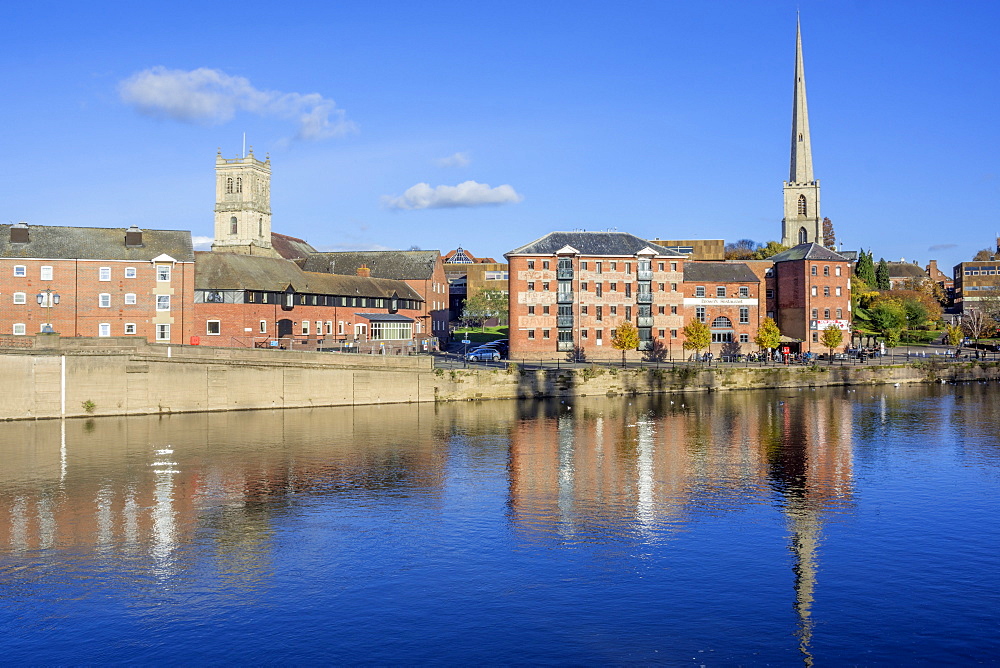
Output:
[
  {"xmin": 299, "ymin": 250, "xmax": 440, "ymax": 280},
  {"xmin": 194, "ymin": 252, "xmax": 422, "ymax": 300},
  {"xmin": 683, "ymin": 262, "xmax": 760, "ymax": 283},
  {"xmin": 506, "ymin": 231, "xmax": 685, "ymax": 257},
  {"xmin": 271, "ymin": 232, "xmax": 316, "ymax": 261},
  {"xmin": 0, "ymin": 224, "xmax": 194, "ymax": 262},
  {"xmin": 768, "ymin": 242, "xmax": 849, "ymax": 263}
]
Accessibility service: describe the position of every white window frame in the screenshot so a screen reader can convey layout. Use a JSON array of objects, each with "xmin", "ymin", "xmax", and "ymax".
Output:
[
  {"xmin": 739, "ymin": 286, "xmax": 749, "ymax": 297},
  {"xmin": 156, "ymin": 295, "xmax": 170, "ymax": 311},
  {"xmin": 124, "ymin": 323, "xmax": 137, "ymax": 335},
  {"xmin": 325, "ymin": 321, "xmax": 333, "ymax": 335},
  {"xmin": 13, "ymin": 292, "xmax": 26, "ymax": 304},
  {"xmin": 99, "ymin": 293, "xmax": 111, "ymax": 308},
  {"xmin": 207, "ymin": 320, "xmax": 221, "ymax": 335},
  {"xmin": 302, "ymin": 320, "xmax": 310, "ymax": 335},
  {"xmin": 13, "ymin": 323, "xmax": 26, "ymax": 335},
  {"xmin": 156, "ymin": 324, "xmax": 170, "ymax": 341},
  {"xmin": 124, "ymin": 293, "xmax": 136, "ymax": 305},
  {"xmin": 259, "ymin": 320, "xmax": 267, "ymax": 334},
  {"xmin": 40, "ymin": 266, "xmax": 53, "ymax": 280},
  {"xmin": 99, "ymin": 267, "xmax": 111, "ymax": 281},
  {"xmin": 13, "ymin": 265, "xmax": 26, "ymax": 277},
  {"xmin": 125, "ymin": 267, "xmax": 137, "ymax": 279},
  {"xmin": 98, "ymin": 323, "xmax": 111, "ymax": 337},
  {"xmin": 156, "ymin": 265, "xmax": 171, "ymax": 282}
]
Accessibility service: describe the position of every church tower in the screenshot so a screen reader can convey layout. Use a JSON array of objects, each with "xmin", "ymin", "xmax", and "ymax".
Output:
[
  {"xmin": 212, "ymin": 147, "xmax": 275, "ymax": 256},
  {"xmin": 782, "ymin": 16, "xmax": 823, "ymax": 248}
]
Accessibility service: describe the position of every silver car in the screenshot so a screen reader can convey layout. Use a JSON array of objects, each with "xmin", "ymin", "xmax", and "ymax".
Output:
[{"xmin": 466, "ymin": 348, "xmax": 500, "ymax": 362}]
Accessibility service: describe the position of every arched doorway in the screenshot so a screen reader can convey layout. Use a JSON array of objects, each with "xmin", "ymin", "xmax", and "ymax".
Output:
[{"xmin": 277, "ymin": 319, "xmax": 293, "ymax": 338}]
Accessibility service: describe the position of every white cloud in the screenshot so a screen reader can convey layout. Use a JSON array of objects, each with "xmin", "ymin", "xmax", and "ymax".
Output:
[
  {"xmin": 192, "ymin": 235, "xmax": 213, "ymax": 250},
  {"xmin": 435, "ymin": 152, "xmax": 471, "ymax": 168},
  {"xmin": 382, "ymin": 181, "xmax": 523, "ymax": 210},
  {"xmin": 118, "ymin": 67, "xmax": 355, "ymax": 140}
]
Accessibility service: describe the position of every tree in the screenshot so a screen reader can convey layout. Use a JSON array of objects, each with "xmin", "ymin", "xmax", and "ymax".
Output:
[
  {"xmin": 901, "ymin": 297, "xmax": 930, "ymax": 330},
  {"xmin": 855, "ymin": 249, "xmax": 876, "ymax": 287},
  {"xmin": 461, "ymin": 288, "xmax": 508, "ymax": 330},
  {"xmin": 611, "ymin": 320, "xmax": 639, "ymax": 367},
  {"xmin": 754, "ymin": 316, "xmax": 781, "ymax": 352},
  {"xmin": 724, "ymin": 238, "xmax": 761, "ymax": 260},
  {"xmin": 945, "ymin": 323, "xmax": 963, "ymax": 347},
  {"xmin": 682, "ymin": 320, "xmax": 711, "ymax": 361},
  {"xmin": 822, "ymin": 217, "xmax": 836, "ymax": 250},
  {"xmin": 875, "ymin": 257, "xmax": 891, "ymax": 290},
  {"xmin": 820, "ymin": 324, "xmax": 844, "ymax": 362},
  {"xmin": 884, "ymin": 327, "xmax": 902, "ymax": 351},
  {"xmin": 973, "ymin": 248, "xmax": 994, "ymax": 261},
  {"xmin": 753, "ymin": 241, "xmax": 790, "ymax": 260},
  {"xmin": 961, "ymin": 308, "xmax": 990, "ymax": 345}
]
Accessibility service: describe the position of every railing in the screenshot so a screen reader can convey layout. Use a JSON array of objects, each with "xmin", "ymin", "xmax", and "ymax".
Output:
[
  {"xmin": 557, "ymin": 315, "xmax": 574, "ymax": 328},
  {"xmin": 637, "ymin": 316, "xmax": 654, "ymax": 327},
  {"xmin": 557, "ymin": 292, "xmax": 574, "ymax": 303},
  {"xmin": 557, "ymin": 268, "xmax": 574, "ymax": 280},
  {"xmin": 556, "ymin": 341, "xmax": 575, "ymax": 352},
  {"xmin": 637, "ymin": 293, "xmax": 653, "ymax": 303},
  {"xmin": 637, "ymin": 270, "xmax": 653, "ymax": 280}
]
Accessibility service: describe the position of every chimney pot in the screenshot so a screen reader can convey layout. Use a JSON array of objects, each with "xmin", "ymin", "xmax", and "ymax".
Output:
[{"xmin": 10, "ymin": 221, "xmax": 29, "ymax": 244}]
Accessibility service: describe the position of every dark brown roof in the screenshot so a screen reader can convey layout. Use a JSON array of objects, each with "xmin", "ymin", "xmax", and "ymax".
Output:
[
  {"xmin": 506, "ymin": 231, "xmax": 685, "ymax": 257},
  {"xmin": 769, "ymin": 243, "xmax": 849, "ymax": 263},
  {"xmin": 0, "ymin": 224, "xmax": 194, "ymax": 262},
  {"xmin": 886, "ymin": 262, "xmax": 927, "ymax": 279},
  {"xmin": 270, "ymin": 232, "xmax": 316, "ymax": 260},
  {"xmin": 683, "ymin": 262, "xmax": 760, "ymax": 283},
  {"xmin": 300, "ymin": 250, "xmax": 440, "ymax": 280},
  {"xmin": 195, "ymin": 252, "xmax": 422, "ymax": 300}
]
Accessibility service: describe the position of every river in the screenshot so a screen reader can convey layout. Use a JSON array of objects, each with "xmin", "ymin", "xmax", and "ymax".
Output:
[{"xmin": 1, "ymin": 384, "xmax": 998, "ymax": 664}]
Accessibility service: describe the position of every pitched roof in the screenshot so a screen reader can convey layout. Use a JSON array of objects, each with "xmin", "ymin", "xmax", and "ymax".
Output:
[
  {"xmin": 683, "ymin": 262, "xmax": 761, "ymax": 283},
  {"xmin": 299, "ymin": 250, "xmax": 440, "ymax": 280},
  {"xmin": 195, "ymin": 252, "xmax": 422, "ymax": 300},
  {"xmin": 506, "ymin": 231, "xmax": 685, "ymax": 257},
  {"xmin": 768, "ymin": 242, "xmax": 849, "ymax": 263},
  {"xmin": 270, "ymin": 232, "xmax": 316, "ymax": 260},
  {"xmin": 886, "ymin": 262, "xmax": 927, "ymax": 279},
  {"xmin": 0, "ymin": 224, "xmax": 194, "ymax": 262}
]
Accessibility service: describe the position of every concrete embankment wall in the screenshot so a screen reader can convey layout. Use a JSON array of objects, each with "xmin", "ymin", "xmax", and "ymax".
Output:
[{"xmin": 3, "ymin": 335, "xmax": 999, "ymax": 420}]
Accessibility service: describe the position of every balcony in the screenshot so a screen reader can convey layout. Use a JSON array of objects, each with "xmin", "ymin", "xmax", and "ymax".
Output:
[
  {"xmin": 636, "ymin": 293, "xmax": 653, "ymax": 304},
  {"xmin": 637, "ymin": 270, "xmax": 653, "ymax": 281},
  {"xmin": 556, "ymin": 340, "xmax": 575, "ymax": 352},
  {"xmin": 557, "ymin": 268, "xmax": 574, "ymax": 280},
  {"xmin": 557, "ymin": 315, "xmax": 574, "ymax": 328},
  {"xmin": 636, "ymin": 316, "xmax": 654, "ymax": 327},
  {"xmin": 557, "ymin": 292, "xmax": 574, "ymax": 304}
]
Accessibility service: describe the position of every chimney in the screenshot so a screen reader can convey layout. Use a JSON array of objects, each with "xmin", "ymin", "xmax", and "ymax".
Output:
[
  {"xmin": 125, "ymin": 225, "xmax": 143, "ymax": 247},
  {"xmin": 356, "ymin": 264, "xmax": 371, "ymax": 278},
  {"xmin": 10, "ymin": 222, "xmax": 29, "ymax": 244}
]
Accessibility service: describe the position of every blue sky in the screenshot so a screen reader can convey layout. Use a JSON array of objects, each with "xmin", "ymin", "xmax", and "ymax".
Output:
[{"xmin": 3, "ymin": 1, "xmax": 998, "ymax": 272}]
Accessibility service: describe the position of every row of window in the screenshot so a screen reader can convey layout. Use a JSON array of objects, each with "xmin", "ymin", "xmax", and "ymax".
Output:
[
  {"xmin": 527, "ymin": 304, "xmax": 682, "ymax": 318},
  {"xmin": 694, "ymin": 286, "xmax": 751, "ymax": 298},
  {"xmin": 237, "ymin": 291, "xmax": 418, "ymax": 310},
  {"xmin": 695, "ymin": 308, "xmax": 751, "ymax": 324},
  {"xmin": 811, "ymin": 308, "xmax": 845, "ymax": 319},
  {"xmin": 11, "ymin": 323, "xmax": 170, "ymax": 340},
  {"xmin": 810, "ymin": 265, "xmax": 843, "ymax": 277},
  {"xmin": 522, "ymin": 329, "xmax": 752, "ymax": 344},
  {"xmin": 963, "ymin": 268, "xmax": 998, "ymax": 276},
  {"xmin": 526, "ymin": 281, "xmax": 677, "ymax": 294},
  {"xmin": 525, "ymin": 260, "xmax": 680, "ymax": 273},
  {"xmin": 11, "ymin": 265, "xmax": 171, "ymax": 281},
  {"xmin": 810, "ymin": 286, "xmax": 843, "ymax": 297},
  {"xmin": 12, "ymin": 293, "xmax": 170, "ymax": 309}
]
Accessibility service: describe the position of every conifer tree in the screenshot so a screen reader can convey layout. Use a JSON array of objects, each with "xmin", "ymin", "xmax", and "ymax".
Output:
[{"xmin": 876, "ymin": 258, "xmax": 891, "ymax": 290}]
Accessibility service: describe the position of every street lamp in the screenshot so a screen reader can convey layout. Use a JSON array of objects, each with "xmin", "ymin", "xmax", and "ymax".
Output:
[{"xmin": 36, "ymin": 288, "xmax": 60, "ymax": 333}]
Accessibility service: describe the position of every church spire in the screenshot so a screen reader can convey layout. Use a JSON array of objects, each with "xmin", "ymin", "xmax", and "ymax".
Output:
[{"xmin": 790, "ymin": 14, "xmax": 814, "ymax": 183}]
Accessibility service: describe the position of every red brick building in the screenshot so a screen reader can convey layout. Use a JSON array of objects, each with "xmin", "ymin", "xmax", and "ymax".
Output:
[
  {"xmin": 768, "ymin": 243, "xmax": 852, "ymax": 351},
  {"xmin": 193, "ymin": 252, "xmax": 426, "ymax": 350},
  {"xmin": 681, "ymin": 262, "xmax": 762, "ymax": 355},
  {"xmin": 506, "ymin": 232, "xmax": 687, "ymax": 359},
  {"xmin": 0, "ymin": 223, "xmax": 195, "ymax": 343}
]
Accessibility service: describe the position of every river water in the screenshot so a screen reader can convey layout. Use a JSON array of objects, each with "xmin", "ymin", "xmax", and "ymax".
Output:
[{"xmin": 0, "ymin": 384, "xmax": 998, "ymax": 665}]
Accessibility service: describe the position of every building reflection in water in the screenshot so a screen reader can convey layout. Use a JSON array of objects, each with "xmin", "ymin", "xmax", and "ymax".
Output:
[{"xmin": 508, "ymin": 391, "xmax": 855, "ymax": 664}]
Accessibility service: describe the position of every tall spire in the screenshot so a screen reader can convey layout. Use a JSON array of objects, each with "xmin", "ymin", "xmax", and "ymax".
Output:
[{"xmin": 790, "ymin": 14, "xmax": 814, "ymax": 183}]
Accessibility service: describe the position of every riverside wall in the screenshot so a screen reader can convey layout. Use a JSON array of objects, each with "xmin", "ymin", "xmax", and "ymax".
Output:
[{"xmin": 2, "ymin": 335, "xmax": 999, "ymax": 420}]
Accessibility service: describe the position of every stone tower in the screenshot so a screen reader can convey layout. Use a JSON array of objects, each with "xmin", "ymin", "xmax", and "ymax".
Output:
[
  {"xmin": 782, "ymin": 16, "xmax": 823, "ymax": 248},
  {"xmin": 212, "ymin": 147, "xmax": 275, "ymax": 255}
]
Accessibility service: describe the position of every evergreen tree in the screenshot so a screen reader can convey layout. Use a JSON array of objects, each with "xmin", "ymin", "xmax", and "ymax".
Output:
[
  {"xmin": 855, "ymin": 249, "xmax": 876, "ymax": 286},
  {"xmin": 822, "ymin": 217, "xmax": 836, "ymax": 250},
  {"xmin": 876, "ymin": 257, "xmax": 891, "ymax": 290}
]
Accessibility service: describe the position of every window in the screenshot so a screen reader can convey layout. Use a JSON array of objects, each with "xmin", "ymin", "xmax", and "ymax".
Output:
[
  {"xmin": 302, "ymin": 321, "xmax": 310, "ymax": 335},
  {"xmin": 235, "ymin": 177, "xmax": 242, "ymax": 193},
  {"xmin": 671, "ymin": 305, "xmax": 677, "ymax": 315},
  {"xmin": 596, "ymin": 262, "xmax": 602, "ymax": 274},
  {"xmin": 595, "ymin": 283, "xmax": 602, "ymax": 297},
  {"xmin": 671, "ymin": 262, "xmax": 677, "ymax": 271},
  {"xmin": 739, "ymin": 286, "xmax": 749, "ymax": 297},
  {"xmin": 671, "ymin": 283, "xmax": 677, "ymax": 292},
  {"xmin": 543, "ymin": 305, "xmax": 550, "ymax": 315},
  {"xmin": 610, "ymin": 306, "xmax": 617, "ymax": 316},
  {"xmin": 156, "ymin": 324, "xmax": 170, "ymax": 341},
  {"xmin": 581, "ymin": 261, "xmax": 588, "ymax": 271},
  {"xmin": 696, "ymin": 307, "xmax": 705, "ymax": 322},
  {"xmin": 711, "ymin": 316, "xmax": 732, "ymax": 328},
  {"xmin": 581, "ymin": 282, "xmax": 588, "ymax": 292},
  {"xmin": 836, "ymin": 308, "xmax": 843, "ymax": 318},
  {"xmin": 695, "ymin": 286, "xmax": 705, "ymax": 297},
  {"xmin": 13, "ymin": 323, "xmax": 25, "ymax": 336},
  {"xmin": 156, "ymin": 295, "xmax": 170, "ymax": 311},
  {"xmin": 13, "ymin": 292, "xmax": 25, "ymax": 304},
  {"xmin": 625, "ymin": 284, "xmax": 631, "ymax": 297},
  {"xmin": 835, "ymin": 266, "xmax": 842, "ymax": 276},
  {"xmin": 528, "ymin": 282, "xmax": 535, "ymax": 291},
  {"xmin": 596, "ymin": 329, "xmax": 602, "ymax": 341},
  {"xmin": 712, "ymin": 331, "xmax": 733, "ymax": 343},
  {"xmin": 226, "ymin": 177, "xmax": 233, "ymax": 194},
  {"xmin": 658, "ymin": 305, "xmax": 665, "ymax": 315},
  {"xmin": 596, "ymin": 306, "xmax": 603, "ymax": 321},
  {"xmin": 625, "ymin": 306, "xmax": 631, "ymax": 320},
  {"xmin": 823, "ymin": 286, "xmax": 830, "ymax": 297},
  {"xmin": 812, "ymin": 332, "xmax": 819, "ymax": 342},
  {"xmin": 581, "ymin": 305, "xmax": 588, "ymax": 315},
  {"xmin": 338, "ymin": 321, "xmax": 345, "ymax": 335},
  {"xmin": 542, "ymin": 261, "xmax": 549, "ymax": 270},
  {"xmin": 658, "ymin": 262, "xmax": 665, "ymax": 271},
  {"xmin": 41, "ymin": 266, "xmax": 53, "ymax": 280},
  {"xmin": 766, "ymin": 289, "xmax": 775, "ymax": 299},
  {"xmin": 671, "ymin": 329, "xmax": 677, "ymax": 338},
  {"xmin": 717, "ymin": 286, "xmax": 726, "ymax": 297},
  {"xmin": 99, "ymin": 293, "xmax": 111, "ymax": 308},
  {"xmin": 542, "ymin": 282, "xmax": 549, "ymax": 291},
  {"xmin": 835, "ymin": 287, "xmax": 842, "ymax": 297},
  {"xmin": 811, "ymin": 308, "xmax": 819, "ymax": 319},
  {"xmin": 125, "ymin": 267, "xmax": 136, "ymax": 278},
  {"xmin": 581, "ymin": 329, "xmax": 588, "ymax": 339},
  {"xmin": 99, "ymin": 323, "xmax": 111, "ymax": 337},
  {"xmin": 527, "ymin": 260, "xmax": 535, "ymax": 269},
  {"xmin": 14, "ymin": 265, "xmax": 26, "ymax": 277},
  {"xmin": 315, "ymin": 321, "xmax": 322, "ymax": 336},
  {"xmin": 798, "ymin": 195, "xmax": 807, "ymax": 215},
  {"xmin": 207, "ymin": 321, "xmax": 221, "ymax": 335},
  {"xmin": 658, "ymin": 283, "xmax": 665, "ymax": 292},
  {"xmin": 625, "ymin": 262, "xmax": 632, "ymax": 274},
  {"xmin": 528, "ymin": 330, "xmax": 535, "ymax": 339},
  {"xmin": 156, "ymin": 265, "xmax": 171, "ymax": 281},
  {"xmin": 99, "ymin": 267, "xmax": 111, "ymax": 281},
  {"xmin": 659, "ymin": 329, "xmax": 665, "ymax": 338},
  {"xmin": 811, "ymin": 286, "xmax": 817, "ymax": 297},
  {"xmin": 326, "ymin": 321, "xmax": 333, "ymax": 335},
  {"xmin": 739, "ymin": 307, "xmax": 749, "ymax": 324},
  {"xmin": 124, "ymin": 293, "xmax": 136, "ymax": 305},
  {"xmin": 124, "ymin": 323, "xmax": 136, "ymax": 335},
  {"xmin": 823, "ymin": 266, "xmax": 830, "ymax": 276},
  {"xmin": 610, "ymin": 282, "xmax": 616, "ymax": 292},
  {"xmin": 811, "ymin": 266, "xmax": 817, "ymax": 276},
  {"xmin": 528, "ymin": 305, "xmax": 535, "ymax": 315},
  {"xmin": 824, "ymin": 309, "xmax": 831, "ymax": 319},
  {"xmin": 610, "ymin": 262, "xmax": 617, "ymax": 271}
]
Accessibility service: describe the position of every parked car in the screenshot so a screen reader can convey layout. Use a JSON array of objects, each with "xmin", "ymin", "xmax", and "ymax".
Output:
[{"xmin": 466, "ymin": 348, "xmax": 501, "ymax": 362}]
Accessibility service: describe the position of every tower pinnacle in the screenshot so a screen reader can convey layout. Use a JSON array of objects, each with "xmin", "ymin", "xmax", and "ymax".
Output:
[{"xmin": 790, "ymin": 15, "xmax": 814, "ymax": 183}]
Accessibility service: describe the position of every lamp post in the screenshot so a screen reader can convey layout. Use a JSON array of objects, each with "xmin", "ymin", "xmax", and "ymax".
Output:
[{"xmin": 36, "ymin": 288, "xmax": 60, "ymax": 333}]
